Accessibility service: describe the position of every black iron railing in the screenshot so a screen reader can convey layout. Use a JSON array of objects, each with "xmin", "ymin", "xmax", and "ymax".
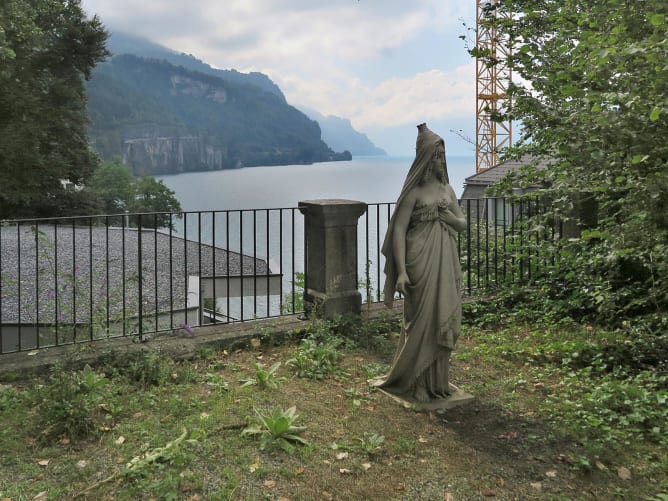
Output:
[
  {"xmin": 0, "ymin": 208, "xmax": 304, "ymax": 353},
  {"xmin": 1, "ymin": 196, "xmax": 561, "ymax": 354},
  {"xmin": 358, "ymin": 196, "xmax": 561, "ymax": 303},
  {"xmin": 459, "ymin": 196, "xmax": 563, "ymax": 294}
]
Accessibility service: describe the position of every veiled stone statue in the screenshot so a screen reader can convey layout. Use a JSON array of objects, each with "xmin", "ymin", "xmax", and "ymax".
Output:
[{"xmin": 373, "ymin": 123, "xmax": 472, "ymax": 410}]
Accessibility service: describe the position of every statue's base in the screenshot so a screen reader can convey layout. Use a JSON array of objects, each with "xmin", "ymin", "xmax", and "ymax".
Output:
[{"xmin": 373, "ymin": 383, "xmax": 476, "ymax": 412}]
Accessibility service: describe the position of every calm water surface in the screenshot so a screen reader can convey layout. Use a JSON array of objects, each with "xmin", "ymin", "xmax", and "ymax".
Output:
[{"xmin": 158, "ymin": 155, "xmax": 474, "ymax": 212}]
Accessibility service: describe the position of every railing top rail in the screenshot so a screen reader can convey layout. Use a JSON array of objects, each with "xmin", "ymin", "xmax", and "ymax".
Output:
[
  {"xmin": 0, "ymin": 206, "xmax": 305, "ymax": 225},
  {"xmin": 0, "ymin": 196, "xmax": 550, "ymax": 225}
]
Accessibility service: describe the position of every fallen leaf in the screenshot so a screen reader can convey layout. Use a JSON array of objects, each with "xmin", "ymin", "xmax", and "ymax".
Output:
[
  {"xmin": 186, "ymin": 495, "xmax": 202, "ymax": 501},
  {"xmin": 545, "ymin": 470, "xmax": 558, "ymax": 478},
  {"xmin": 262, "ymin": 480, "xmax": 276, "ymax": 488},
  {"xmin": 99, "ymin": 425, "xmax": 111, "ymax": 432},
  {"xmin": 496, "ymin": 478, "xmax": 505, "ymax": 487},
  {"xmin": 60, "ymin": 437, "xmax": 70, "ymax": 446},
  {"xmin": 277, "ymin": 498, "xmax": 290, "ymax": 501},
  {"xmin": 249, "ymin": 456, "xmax": 261, "ymax": 473},
  {"xmin": 339, "ymin": 468, "xmax": 351, "ymax": 474},
  {"xmin": 530, "ymin": 482, "xmax": 542, "ymax": 491},
  {"xmin": 322, "ymin": 492, "xmax": 333, "ymax": 500},
  {"xmin": 336, "ymin": 452, "xmax": 349, "ymax": 460},
  {"xmin": 27, "ymin": 350, "xmax": 39, "ymax": 356},
  {"xmin": 2, "ymin": 497, "xmax": 13, "ymax": 501},
  {"xmin": 498, "ymin": 431, "xmax": 519, "ymax": 440},
  {"xmin": 595, "ymin": 461, "xmax": 607, "ymax": 471},
  {"xmin": 115, "ymin": 457, "xmax": 125, "ymax": 464},
  {"xmin": 115, "ymin": 436, "xmax": 125, "ymax": 445},
  {"xmin": 444, "ymin": 493, "xmax": 454, "ymax": 501},
  {"xmin": 76, "ymin": 460, "xmax": 88, "ymax": 468},
  {"xmin": 33, "ymin": 493, "xmax": 47, "ymax": 501},
  {"xmin": 132, "ymin": 411, "xmax": 143, "ymax": 418},
  {"xmin": 481, "ymin": 490, "xmax": 497, "ymax": 497},
  {"xmin": 361, "ymin": 462, "xmax": 371, "ymax": 471},
  {"xmin": 617, "ymin": 466, "xmax": 632, "ymax": 480},
  {"xmin": 323, "ymin": 460, "xmax": 332, "ymax": 465},
  {"xmin": 418, "ymin": 436, "xmax": 428, "ymax": 443},
  {"xmin": 294, "ymin": 466, "xmax": 305, "ymax": 475},
  {"xmin": 37, "ymin": 459, "xmax": 49, "ymax": 467}
]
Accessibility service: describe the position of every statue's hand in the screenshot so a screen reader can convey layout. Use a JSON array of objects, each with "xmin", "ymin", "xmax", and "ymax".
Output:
[{"xmin": 396, "ymin": 272, "xmax": 411, "ymax": 295}]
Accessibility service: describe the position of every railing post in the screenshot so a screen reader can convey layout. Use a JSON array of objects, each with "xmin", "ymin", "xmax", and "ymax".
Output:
[{"xmin": 299, "ymin": 199, "xmax": 367, "ymax": 319}]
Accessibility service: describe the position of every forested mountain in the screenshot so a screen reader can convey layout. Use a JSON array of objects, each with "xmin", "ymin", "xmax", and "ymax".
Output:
[
  {"xmin": 302, "ymin": 108, "xmax": 387, "ymax": 156},
  {"xmin": 86, "ymin": 48, "xmax": 351, "ymax": 175},
  {"xmin": 104, "ymin": 32, "xmax": 285, "ymax": 101}
]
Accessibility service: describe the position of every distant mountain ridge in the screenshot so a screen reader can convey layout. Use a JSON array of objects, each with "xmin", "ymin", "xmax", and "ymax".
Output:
[{"xmin": 302, "ymin": 108, "xmax": 386, "ymax": 156}]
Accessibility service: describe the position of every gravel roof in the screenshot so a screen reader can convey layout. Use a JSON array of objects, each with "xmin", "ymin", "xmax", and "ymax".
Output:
[
  {"xmin": 464, "ymin": 154, "xmax": 552, "ymax": 186},
  {"xmin": 0, "ymin": 225, "xmax": 270, "ymax": 323}
]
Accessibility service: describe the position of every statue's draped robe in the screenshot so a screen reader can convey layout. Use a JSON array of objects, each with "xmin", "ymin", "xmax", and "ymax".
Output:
[{"xmin": 377, "ymin": 198, "xmax": 462, "ymax": 403}]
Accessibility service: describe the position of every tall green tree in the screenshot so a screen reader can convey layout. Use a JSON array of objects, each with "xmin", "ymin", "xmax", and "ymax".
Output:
[
  {"xmin": 476, "ymin": 0, "xmax": 667, "ymax": 324},
  {"xmin": 87, "ymin": 160, "xmax": 135, "ymax": 214},
  {"xmin": 0, "ymin": 0, "xmax": 108, "ymax": 219},
  {"xmin": 88, "ymin": 161, "xmax": 182, "ymax": 228}
]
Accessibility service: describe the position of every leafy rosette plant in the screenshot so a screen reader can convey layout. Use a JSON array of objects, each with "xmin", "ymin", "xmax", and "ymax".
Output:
[{"xmin": 242, "ymin": 406, "xmax": 308, "ymax": 453}]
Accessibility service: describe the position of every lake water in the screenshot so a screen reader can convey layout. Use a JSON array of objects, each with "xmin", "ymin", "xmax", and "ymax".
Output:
[
  {"xmin": 157, "ymin": 155, "xmax": 474, "ymax": 212},
  {"xmin": 156, "ymin": 155, "xmax": 474, "ymax": 320}
]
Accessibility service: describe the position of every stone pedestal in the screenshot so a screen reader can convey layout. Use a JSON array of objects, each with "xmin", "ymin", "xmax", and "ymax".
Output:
[
  {"xmin": 373, "ymin": 383, "xmax": 476, "ymax": 412},
  {"xmin": 298, "ymin": 199, "xmax": 367, "ymax": 319}
]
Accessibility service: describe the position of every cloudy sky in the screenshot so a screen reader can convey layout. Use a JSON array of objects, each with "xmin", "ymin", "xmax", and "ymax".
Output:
[{"xmin": 81, "ymin": 0, "xmax": 477, "ymax": 156}]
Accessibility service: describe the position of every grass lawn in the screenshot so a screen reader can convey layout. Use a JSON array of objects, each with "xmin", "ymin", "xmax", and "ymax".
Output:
[{"xmin": 0, "ymin": 314, "xmax": 666, "ymax": 500}]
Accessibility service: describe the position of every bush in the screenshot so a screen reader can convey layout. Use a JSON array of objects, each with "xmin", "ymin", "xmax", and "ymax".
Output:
[
  {"xmin": 126, "ymin": 350, "xmax": 177, "ymax": 387},
  {"xmin": 33, "ymin": 364, "xmax": 107, "ymax": 441},
  {"xmin": 287, "ymin": 337, "xmax": 343, "ymax": 380},
  {"xmin": 549, "ymin": 370, "xmax": 668, "ymax": 448}
]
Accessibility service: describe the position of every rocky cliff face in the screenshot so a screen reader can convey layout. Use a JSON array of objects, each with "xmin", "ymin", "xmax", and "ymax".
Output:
[
  {"xmin": 123, "ymin": 136, "xmax": 231, "ymax": 175},
  {"xmin": 169, "ymin": 75, "xmax": 227, "ymax": 103}
]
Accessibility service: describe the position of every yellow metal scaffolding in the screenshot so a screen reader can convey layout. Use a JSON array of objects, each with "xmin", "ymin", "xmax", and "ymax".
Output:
[{"xmin": 476, "ymin": 0, "xmax": 512, "ymax": 172}]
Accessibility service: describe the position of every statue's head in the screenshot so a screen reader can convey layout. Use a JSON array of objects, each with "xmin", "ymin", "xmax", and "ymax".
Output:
[{"xmin": 416, "ymin": 123, "xmax": 448, "ymax": 185}]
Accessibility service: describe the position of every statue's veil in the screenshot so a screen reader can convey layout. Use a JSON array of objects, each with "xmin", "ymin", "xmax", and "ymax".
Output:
[{"xmin": 381, "ymin": 123, "xmax": 449, "ymax": 306}]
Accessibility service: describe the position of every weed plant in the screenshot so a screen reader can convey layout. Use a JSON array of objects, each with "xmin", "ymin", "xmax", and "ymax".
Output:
[
  {"xmin": 287, "ymin": 337, "xmax": 343, "ymax": 379},
  {"xmin": 240, "ymin": 362, "xmax": 284, "ymax": 390},
  {"xmin": 32, "ymin": 364, "xmax": 107, "ymax": 441},
  {"xmin": 123, "ymin": 350, "xmax": 199, "ymax": 386},
  {"xmin": 356, "ymin": 432, "xmax": 385, "ymax": 458},
  {"xmin": 242, "ymin": 406, "xmax": 308, "ymax": 453}
]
